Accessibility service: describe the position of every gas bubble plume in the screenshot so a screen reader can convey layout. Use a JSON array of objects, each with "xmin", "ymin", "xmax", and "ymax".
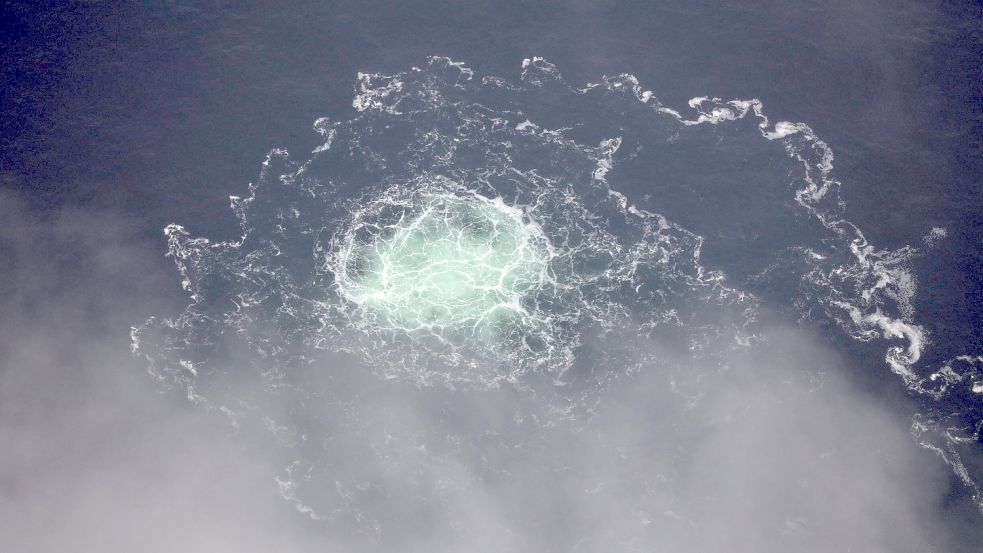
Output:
[
  {"xmin": 132, "ymin": 56, "xmax": 983, "ymax": 532},
  {"xmin": 334, "ymin": 180, "xmax": 556, "ymax": 362}
]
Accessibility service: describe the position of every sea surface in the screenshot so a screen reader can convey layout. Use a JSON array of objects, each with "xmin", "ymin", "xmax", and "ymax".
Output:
[{"xmin": 2, "ymin": 2, "xmax": 981, "ymax": 551}]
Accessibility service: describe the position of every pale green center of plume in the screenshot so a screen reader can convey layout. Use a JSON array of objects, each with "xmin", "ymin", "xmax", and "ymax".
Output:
[{"xmin": 337, "ymin": 191, "xmax": 552, "ymax": 346}]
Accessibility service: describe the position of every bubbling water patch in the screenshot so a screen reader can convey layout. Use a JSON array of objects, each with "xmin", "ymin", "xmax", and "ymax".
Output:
[
  {"xmin": 333, "ymin": 180, "xmax": 556, "ymax": 361},
  {"xmin": 132, "ymin": 56, "xmax": 982, "ymax": 517}
]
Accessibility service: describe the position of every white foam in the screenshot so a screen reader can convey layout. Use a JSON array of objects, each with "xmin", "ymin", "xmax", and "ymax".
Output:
[
  {"xmin": 352, "ymin": 72, "xmax": 404, "ymax": 114},
  {"xmin": 923, "ymin": 226, "xmax": 947, "ymax": 246},
  {"xmin": 312, "ymin": 117, "xmax": 337, "ymax": 153}
]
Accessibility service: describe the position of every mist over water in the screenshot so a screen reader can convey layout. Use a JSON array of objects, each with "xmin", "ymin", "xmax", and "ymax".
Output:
[{"xmin": 119, "ymin": 58, "xmax": 982, "ymax": 550}]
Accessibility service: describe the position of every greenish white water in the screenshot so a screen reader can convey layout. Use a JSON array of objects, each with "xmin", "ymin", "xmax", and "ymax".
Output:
[{"xmin": 335, "ymin": 186, "xmax": 553, "ymax": 349}]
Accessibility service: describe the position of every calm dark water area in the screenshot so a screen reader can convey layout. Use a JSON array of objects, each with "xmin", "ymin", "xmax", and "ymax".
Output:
[{"xmin": 2, "ymin": 0, "xmax": 982, "ymax": 549}]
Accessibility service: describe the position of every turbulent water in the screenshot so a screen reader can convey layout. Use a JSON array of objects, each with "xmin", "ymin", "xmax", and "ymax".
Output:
[{"xmin": 133, "ymin": 57, "xmax": 982, "ymax": 539}]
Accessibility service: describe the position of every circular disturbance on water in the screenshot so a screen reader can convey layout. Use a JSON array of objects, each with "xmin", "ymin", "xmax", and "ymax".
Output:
[{"xmin": 335, "ymin": 188, "xmax": 555, "ymax": 352}]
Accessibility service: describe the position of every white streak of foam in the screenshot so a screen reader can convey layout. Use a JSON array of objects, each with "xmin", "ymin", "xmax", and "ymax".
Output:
[
  {"xmin": 912, "ymin": 413, "xmax": 983, "ymax": 516},
  {"xmin": 516, "ymin": 120, "xmax": 538, "ymax": 132},
  {"xmin": 312, "ymin": 117, "xmax": 337, "ymax": 153},
  {"xmin": 593, "ymin": 137, "xmax": 622, "ymax": 182},
  {"xmin": 275, "ymin": 461, "xmax": 329, "ymax": 521}
]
